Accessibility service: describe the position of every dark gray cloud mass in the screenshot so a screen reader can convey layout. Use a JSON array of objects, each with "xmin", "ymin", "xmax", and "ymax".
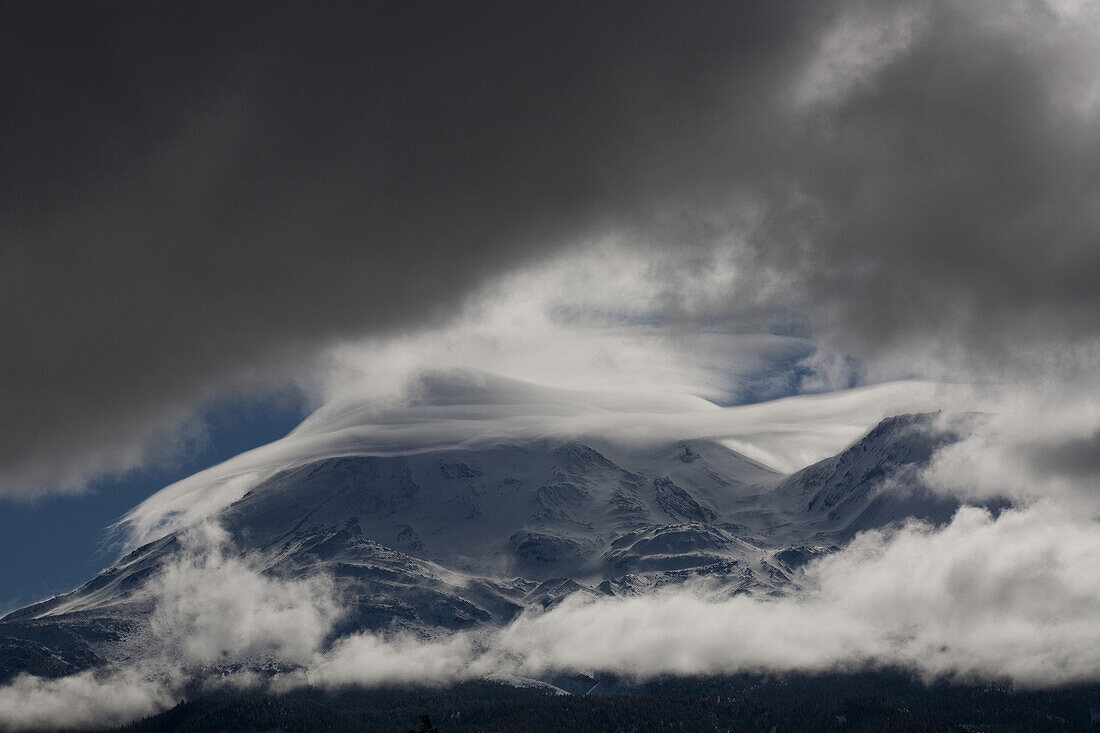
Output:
[
  {"xmin": 2, "ymin": 0, "xmax": 1098, "ymax": 495},
  {"xmin": 1029, "ymin": 427, "xmax": 1100, "ymax": 481}
]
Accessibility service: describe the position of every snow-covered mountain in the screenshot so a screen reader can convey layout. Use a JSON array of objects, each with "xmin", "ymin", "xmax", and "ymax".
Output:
[
  {"xmin": 0, "ymin": 393, "xmax": 985, "ymax": 686},
  {"xmin": 0, "ymin": 368, "xmax": 998, "ymax": 687}
]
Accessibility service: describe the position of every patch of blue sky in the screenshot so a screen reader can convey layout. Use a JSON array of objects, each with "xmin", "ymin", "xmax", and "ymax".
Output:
[{"xmin": 0, "ymin": 387, "xmax": 307, "ymax": 615}]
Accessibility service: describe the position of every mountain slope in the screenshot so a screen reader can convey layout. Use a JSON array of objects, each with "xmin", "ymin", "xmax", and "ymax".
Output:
[
  {"xmin": 0, "ymin": 412, "xmax": 983, "ymax": 684},
  {"xmin": 756, "ymin": 412, "xmax": 980, "ymax": 543}
]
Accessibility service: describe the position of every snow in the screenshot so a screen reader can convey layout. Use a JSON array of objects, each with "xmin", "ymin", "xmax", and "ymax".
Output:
[{"xmin": 118, "ymin": 369, "xmax": 988, "ymax": 548}]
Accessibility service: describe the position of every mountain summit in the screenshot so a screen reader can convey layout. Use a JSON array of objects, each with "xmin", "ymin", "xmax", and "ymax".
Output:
[{"xmin": 0, "ymin": 411, "xmax": 981, "ymax": 683}]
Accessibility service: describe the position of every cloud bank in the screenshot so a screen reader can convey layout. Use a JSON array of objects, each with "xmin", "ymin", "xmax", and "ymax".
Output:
[
  {"xmin": 0, "ymin": 669, "xmax": 171, "ymax": 733},
  {"xmin": 5, "ymin": 503, "xmax": 1099, "ymax": 731},
  {"xmin": 496, "ymin": 505, "xmax": 1100, "ymax": 686},
  {"xmin": 293, "ymin": 505, "xmax": 1100, "ymax": 691}
]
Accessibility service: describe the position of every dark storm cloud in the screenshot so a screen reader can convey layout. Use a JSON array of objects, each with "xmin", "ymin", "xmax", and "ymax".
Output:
[
  {"xmin": 1028, "ymin": 428, "xmax": 1100, "ymax": 481},
  {"xmin": 756, "ymin": 1, "xmax": 1100, "ymax": 372},
  {"xmin": 2, "ymin": 0, "xmax": 1098, "ymax": 495},
  {"xmin": 0, "ymin": 1, "xmax": 815, "ymax": 494}
]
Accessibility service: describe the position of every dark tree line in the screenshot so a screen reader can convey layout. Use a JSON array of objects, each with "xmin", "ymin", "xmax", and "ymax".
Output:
[{"xmin": 83, "ymin": 673, "xmax": 1100, "ymax": 733}]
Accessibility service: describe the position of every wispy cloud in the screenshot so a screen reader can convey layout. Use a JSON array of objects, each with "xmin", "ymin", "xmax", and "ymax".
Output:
[{"xmin": 118, "ymin": 372, "xmax": 984, "ymax": 549}]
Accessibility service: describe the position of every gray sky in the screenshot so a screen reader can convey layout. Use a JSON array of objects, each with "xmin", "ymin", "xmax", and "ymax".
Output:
[{"xmin": 3, "ymin": 0, "xmax": 1099, "ymax": 497}]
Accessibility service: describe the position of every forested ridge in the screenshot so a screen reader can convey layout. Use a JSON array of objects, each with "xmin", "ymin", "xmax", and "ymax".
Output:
[{"xmin": 85, "ymin": 673, "xmax": 1100, "ymax": 732}]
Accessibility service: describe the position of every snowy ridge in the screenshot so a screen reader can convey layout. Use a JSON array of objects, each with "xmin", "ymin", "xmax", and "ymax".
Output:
[
  {"xmin": 0, "ymin": 408, "xmax": 991, "ymax": 685},
  {"xmin": 115, "ymin": 369, "xmax": 983, "ymax": 547}
]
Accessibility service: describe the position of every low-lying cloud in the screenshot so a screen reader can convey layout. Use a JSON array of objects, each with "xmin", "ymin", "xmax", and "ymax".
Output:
[
  {"xmin": 4, "ymin": 502, "xmax": 1098, "ymax": 730},
  {"xmin": 147, "ymin": 523, "xmax": 342, "ymax": 667},
  {"xmin": 309, "ymin": 505, "xmax": 1099, "ymax": 690},
  {"xmin": 496, "ymin": 505, "xmax": 1100, "ymax": 686},
  {"xmin": 0, "ymin": 669, "xmax": 172, "ymax": 732}
]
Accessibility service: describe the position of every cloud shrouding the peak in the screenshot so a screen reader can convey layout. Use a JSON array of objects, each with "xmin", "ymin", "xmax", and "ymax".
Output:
[
  {"xmin": 117, "ymin": 374, "xmax": 985, "ymax": 549},
  {"xmin": 921, "ymin": 389, "xmax": 1100, "ymax": 513},
  {"xmin": 3, "ymin": 0, "xmax": 1100, "ymax": 497}
]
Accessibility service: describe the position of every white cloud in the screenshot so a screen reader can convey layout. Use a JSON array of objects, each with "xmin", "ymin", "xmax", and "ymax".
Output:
[
  {"xmin": 301, "ymin": 632, "xmax": 489, "ymax": 689},
  {"xmin": 313, "ymin": 504, "xmax": 1100, "ymax": 689},
  {"xmin": 0, "ymin": 669, "xmax": 172, "ymax": 732},
  {"xmin": 146, "ymin": 523, "xmax": 343, "ymax": 667},
  {"xmin": 922, "ymin": 387, "xmax": 1100, "ymax": 512},
  {"xmin": 118, "ymin": 374, "xmax": 984, "ymax": 548}
]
